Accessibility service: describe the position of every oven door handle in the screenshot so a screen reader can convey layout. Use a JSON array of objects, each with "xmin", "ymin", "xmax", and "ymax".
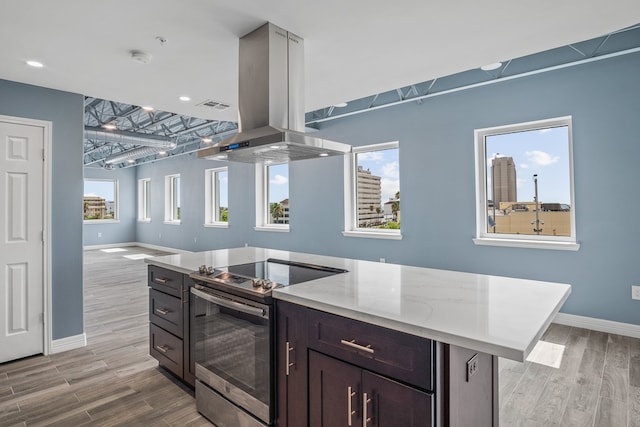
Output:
[{"xmin": 191, "ymin": 287, "xmax": 267, "ymax": 318}]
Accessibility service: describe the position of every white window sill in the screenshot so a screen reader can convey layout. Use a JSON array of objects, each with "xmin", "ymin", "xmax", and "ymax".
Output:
[
  {"xmin": 84, "ymin": 220, "xmax": 119, "ymax": 224},
  {"xmin": 473, "ymin": 237, "xmax": 580, "ymax": 251},
  {"xmin": 164, "ymin": 221, "xmax": 181, "ymax": 225},
  {"xmin": 205, "ymin": 222, "xmax": 229, "ymax": 229},
  {"xmin": 255, "ymin": 225, "xmax": 290, "ymax": 233},
  {"xmin": 138, "ymin": 219, "xmax": 151, "ymax": 223},
  {"xmin": 342, "ymin": 230, "xmax": 403, "ymax": 240}
]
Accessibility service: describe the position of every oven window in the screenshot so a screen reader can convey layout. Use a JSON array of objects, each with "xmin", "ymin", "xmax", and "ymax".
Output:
[{"xmin": 193, "ymin": 295, "xmax": 271, "ymax": 405}]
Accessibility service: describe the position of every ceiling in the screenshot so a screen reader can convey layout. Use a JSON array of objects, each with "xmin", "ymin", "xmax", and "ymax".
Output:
[{"xmin": 1, "ymin": 1, "xmax": 639, "ymax": 168}]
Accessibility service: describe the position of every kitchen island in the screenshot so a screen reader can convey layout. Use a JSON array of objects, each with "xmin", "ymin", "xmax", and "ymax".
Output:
[{"xmin": 146, "ymin": 247, "xmax": 571, "ymax": 426}]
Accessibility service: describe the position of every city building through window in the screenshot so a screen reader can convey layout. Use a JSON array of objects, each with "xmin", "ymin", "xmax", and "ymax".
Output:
[
  {"xmin": 343, "ymin": 141, "xmax": 401, "ymax": 239},
  {"xmin": 205, "ymin": 167, "xmax": 228, "ymax": 226},
  {"xmin": 83, "ymin": 179, "xmax": 118, "ymax": 222},
  {"xmin": 474, "ymin": 116, "xmax": 578, "ymax": 249}
]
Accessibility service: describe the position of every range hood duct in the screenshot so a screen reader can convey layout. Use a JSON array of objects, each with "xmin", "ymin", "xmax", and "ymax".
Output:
[{"xmin": 197, "ymin": 23, "xmax": 350, "ymax": 163}]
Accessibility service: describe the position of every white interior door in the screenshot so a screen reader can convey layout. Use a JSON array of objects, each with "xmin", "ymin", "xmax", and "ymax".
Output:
[{"xmin": 0, "ymin": 120, "xmax": 44, "ymax": 363}]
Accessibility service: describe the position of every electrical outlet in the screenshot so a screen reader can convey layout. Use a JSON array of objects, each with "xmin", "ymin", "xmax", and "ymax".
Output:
[
  {"xmin": 466, "ymin": 353, "xmax": 479, "ymax": 382},
  {"xmin": 97, "ymin": 232, "xmax": 102, "ymax": 238},
  {"xmin": 159, "ymin": 233, "xmax": 162, "ymax": 239},
  {"xmin": 194, "ymin": 237, "xmax": 197, "ymax": 243},
  {"xmin": 632, "ymin": 285, "xmax": 640, "ymax": 300},
  {"xmin": 380, "ymin": 258, "xmax": 386, "ymax": 263}
]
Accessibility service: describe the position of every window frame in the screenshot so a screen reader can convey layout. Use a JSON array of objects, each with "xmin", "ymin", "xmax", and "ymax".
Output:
[
  {"xmin": 137, "ymin": 178, "xmax": 151, "ymax": 223},
  {"xmin": 204, "ymin": 167, "xmax": 229, "ymax": 228},
  {"xmin": 164, "ymin": 174, "xmax": 181, "ymax": 224},
  {"xmin": 255, "ymin": 163, "xmax": 289, "ymax": 232},
  {"xmin": 343, "ymin": 141, "xmax": 402, "ymax": 240},
  {"xmin": 83, "ymin": 178, "xmax": 119, "ymax": 224},
  {"xmin": 473, "ymin": 116, "xmax": 579, "ymax": 251}
]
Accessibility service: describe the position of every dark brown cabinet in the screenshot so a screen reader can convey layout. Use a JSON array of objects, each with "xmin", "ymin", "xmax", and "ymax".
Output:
[
  {"xmin": 309, "ymin": 351, "xmax": 433, "ymax": 427},
  {"xmin": 148, "ymin": 266, "xmax": 194, "ymax": 387},
  {"xmin": 276, "ymin": 300, "xmax": 434, "ymax": 427}
]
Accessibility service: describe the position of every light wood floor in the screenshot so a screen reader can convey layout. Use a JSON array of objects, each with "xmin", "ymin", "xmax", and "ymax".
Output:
[
  {"xmin": 0, "ymin": 246, "xmax": 210, "ymax": 426},
  {"xmin": 1, "ymin": 246, "xmax": 638, "ymax": 426}
]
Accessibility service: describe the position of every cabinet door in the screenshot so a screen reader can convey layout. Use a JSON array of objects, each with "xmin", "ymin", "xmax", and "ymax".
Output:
[
  {"xmin": 276, "ymin": 301, "xmax": 309, "ymax": 427},
  {"xmin": 362, "ymin": 371, "xmax": 433, "ymax": 427},
  {"xmin": 309, "ymin": 351, "xmax": 362, "ymax": 427}
]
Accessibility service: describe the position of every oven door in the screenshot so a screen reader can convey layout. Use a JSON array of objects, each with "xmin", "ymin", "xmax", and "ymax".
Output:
[{"xmin": 191, "ymin": 285, "xmax": 273, "ymax": 424}]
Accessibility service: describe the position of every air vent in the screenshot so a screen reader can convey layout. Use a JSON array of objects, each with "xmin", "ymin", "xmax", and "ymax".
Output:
[{"xmin": 198, "ymin": 99, "xmax": 231, "ymax": 111}]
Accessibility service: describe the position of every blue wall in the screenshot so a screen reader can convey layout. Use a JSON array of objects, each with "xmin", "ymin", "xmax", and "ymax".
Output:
[
  {"xmin": 83, "ymin": 167, "xmax": 137, "ymax": 246},
  {"xmin": 136, "ymin": 52, "xmax": 640, "ymax": 326},
  {"xmin": 0, "ymin": 79, "xmax": 84, "ymax": 340}
]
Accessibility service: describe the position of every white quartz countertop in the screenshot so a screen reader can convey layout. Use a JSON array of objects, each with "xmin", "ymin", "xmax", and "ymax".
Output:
[{"xmin": 146, "ymin": 247, "xmax": 571, "ymax": 361}]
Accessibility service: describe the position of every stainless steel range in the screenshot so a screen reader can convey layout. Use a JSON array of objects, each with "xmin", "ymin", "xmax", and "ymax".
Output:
[{"xmin": 189, "ymin": 258, "xmax": 347, "ymax": 427}]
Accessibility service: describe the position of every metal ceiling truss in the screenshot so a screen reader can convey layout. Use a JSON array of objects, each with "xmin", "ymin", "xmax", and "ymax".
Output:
[
  {"xmin": 84, "ymin": 24, "xmax": 639, "ymax": 169},
  {"xmin": 305, "ymin": 23, "xmax": 640, "ymax": 126},
  {"xmin": 83, "ymin": 97, "xmax": 238, "ymax": 169}
]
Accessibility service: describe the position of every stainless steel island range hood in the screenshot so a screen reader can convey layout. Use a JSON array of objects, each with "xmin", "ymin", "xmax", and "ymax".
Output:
[{"xmin": 197, "ymin": 22, "xmax": 351, "ymax": 163}]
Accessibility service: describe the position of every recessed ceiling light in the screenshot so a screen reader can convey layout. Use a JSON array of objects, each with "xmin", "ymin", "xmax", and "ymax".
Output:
[
  {"xmin": 480, "ymin": 62, "xmax": 502, "ymax": 71},
  {"xmin": 202, "ymin": 137, "xmax": 212, "ymax": 143},
  {"xmin": 319, "ymin": 153, "xmax": 329, "ymax": 157},
  {"xmin": 179, "ymin": 96, "xmax": 191, "ymax": 102},
  {"xmin": 129, "ymin": 50, "xmax": 152, "ymax": 64},
  {"xmin": 142, "ymin": 105, "xmax": 154, "ymax": 111},
  {"xmin": 334, "ymin": 102, "xmax": 348, "ymax": 108},
  {"xmin": 26, "ymin": 60, "xmax": 44, "ymax": 68},
  {"xmin": 102, "ymin": 124, "xmax": 117, "ymax": 130}
]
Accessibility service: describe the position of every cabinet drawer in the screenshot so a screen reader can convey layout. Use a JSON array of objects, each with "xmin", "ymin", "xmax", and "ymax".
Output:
[
  {"xmin": 149, "ymin": 289, "xmax": 183, "ymax": 337},
  {"xmin": 148, "ymin": 266, "xmax": 183, "ymax": 297},
  {"xmin": 150, "ymin": 324, "xmax": 183, "ymax": 378},
  {"xmin": 309, "ymin": 310, "xmax": 432, "ymax": 390}
]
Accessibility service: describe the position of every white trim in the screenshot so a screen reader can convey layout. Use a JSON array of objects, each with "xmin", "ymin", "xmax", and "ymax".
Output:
[
  {"xmin": 342, "ymin": 230, "xmax": 403, "ymax": 240},
  {"xmin": 474, "ymin": 116, "xmax": 577, "ymax": 249},
  {"xmin": 554, "ymin": 313, "xmax": 640, "ymax": 339},
  {"xmin": 82, "ymin": 241, "xmax": 193, "ymax": 255},
  {"xmin": 205, "ymin": 167, "xmax": 229, "ymax": 225},
  {"xmin": 138, "ymin": 178, "xmax": 151, "ymax": 221},
  {"xmin": 164, "ymin": 174, "xmax": 180, "ymax": 222},
  {"xmin": 473, "ymin": 238, "xmax": 580, "ymax": 251},
  {"xmin": 255, "ymin": 225, "xmax": 290, "ymax": 233},
  {"xmin": 204, "ymin": 223, "xmax": 229, "ymax": 229},
  {"xmin": 83, "ymin": 220, "xmax": 120, "ymax": 224},
  {"xmin": 163, "ymin": 220, "xmax": 181, "ymax": 225},
  {"xmin": 0, "ymin": 115, "xmax": 54, "ymax": 357},
  {"xmin": 50, "ymin": 333, "xmax": 87, "ymax": 354}
]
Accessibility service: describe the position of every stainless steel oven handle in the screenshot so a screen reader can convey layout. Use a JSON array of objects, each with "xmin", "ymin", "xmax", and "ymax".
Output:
[{"xmin": 191, "ymin": 287, "xmax": 266, "ymax": 318}]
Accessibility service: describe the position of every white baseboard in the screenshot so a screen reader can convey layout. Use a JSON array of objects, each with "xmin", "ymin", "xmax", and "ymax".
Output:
[
  {"xmin": 83, "ymin": 241, "xmax": 192, "ymax": 254},
  {"xmin": 50, "ymin": 333, "xmax": 87, "ymax": 354},
  {"xmin": 554, "ymin": 313, "xmax": 640, "ymax": 339}
]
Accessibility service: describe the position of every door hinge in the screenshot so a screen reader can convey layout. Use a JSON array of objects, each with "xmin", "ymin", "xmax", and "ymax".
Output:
[
  {"xmin": 42, "ymin": 148, "xmax": 45, "ymax": 161},
  {"xmin": 41, "ymin": 231, "xmax": 44, "ymax": 242}
]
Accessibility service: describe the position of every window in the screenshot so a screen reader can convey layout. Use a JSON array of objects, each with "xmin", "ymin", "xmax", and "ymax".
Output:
[
  {"xmin": 255, "ymin": 163, "xmax": 289, "ymax": 231},
  {"xmin": 138, "ymin": 178, "xmax": 151, "ymax": 222},
  {"xmin": 164, "ymin": 174, "xmax": 181, "ymax": 224},
  {"xmin": 474, "ymin": 116, "xmax": 578, "ymax": 250},
  {"xmin": 205, "ymin": 167, "xmax": 229, "ymax": 227},
  {"xmin": 343, "ymin": 142, "xmax": 401, "ymax": 240},
  {"xmin": 84, "ymin": 179, "xmax": 118, "ymax": 222}
]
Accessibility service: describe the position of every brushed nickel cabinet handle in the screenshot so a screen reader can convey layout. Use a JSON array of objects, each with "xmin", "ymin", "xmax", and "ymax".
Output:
[
  {"xmin": 153, "ymin": 277, "xmax": 168, "ymax": 284},
  {"xmin": 155, "ymin": 308, "xmax": 169, "ymax": 315},
  {"xmin": 155, "ymin": 344, "xmax": 169, "ymax": 353},
  {"xmin": 363, "ymin": 392, "xmax": 372, "ymax": 426},
  {"xmin": 341, "ymin": 339, "xmax": 374, "ymax": 354},
  {"xmin": 285, "ymin": 341, "xmax": 295, "ymax": 376},
  {"xmin": 347, "ymin": 386, "xmax": 357, "ymax": 426}
]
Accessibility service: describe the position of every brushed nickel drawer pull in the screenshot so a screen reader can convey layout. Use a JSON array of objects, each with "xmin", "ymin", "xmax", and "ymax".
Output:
[
  {"xmin": 155, "ymin": 344, "xmax": 169, "ymax": 353},
  {"xmin": 153, "ymin": 277, "xmax": 168, "ymax": 284},
  {"xmin": 347, "ymin": 386, "xmax": 357, "ymax": 426},
  {"xmin": 363, "ymin": 392, "xmax": 372, "ymax": 426},
  {"xmin": 155, "ymin": 307, "xmax": 169, "ymax": 315},
  {"xmin": 285, "ymin": 341, "xmax": 295, "ymax": 376},
  {"xmin": 341, "ymin": 339, "xmax": 374, "ymax": 354}
]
